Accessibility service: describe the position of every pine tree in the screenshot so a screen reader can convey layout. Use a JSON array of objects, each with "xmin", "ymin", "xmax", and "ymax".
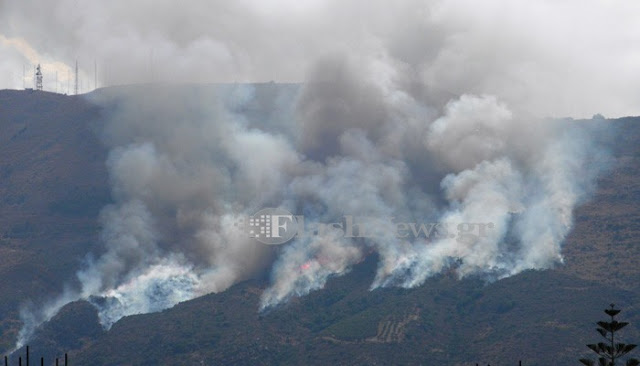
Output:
[{"xmin": 580, "ymin": 304, "xmax": 639, "ymax": 366}]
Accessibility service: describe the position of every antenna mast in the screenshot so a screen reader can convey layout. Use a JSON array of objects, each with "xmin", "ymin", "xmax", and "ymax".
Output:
[{"xmin": 74, "ymin": 60, "xmax": 79, "ymax": 95}]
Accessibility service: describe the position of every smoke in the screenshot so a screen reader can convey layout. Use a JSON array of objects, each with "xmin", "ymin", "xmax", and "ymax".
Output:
[
  {"xmin": 259, "ymin": 68, "xmax": 609, "ymax": 307},
  {"xmin": 8, "ymin": 0, "xmax": 622, "ymax": 348},
  {"xmin": 89, "ymin": 256, "xmax": 200, "ymax": 329}
]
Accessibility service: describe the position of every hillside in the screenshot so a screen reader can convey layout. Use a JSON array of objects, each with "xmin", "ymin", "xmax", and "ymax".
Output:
[
  {"xmin": 67, "ymin": 263, "xmax": 639, "ymax": 366},
  {"xmin": 19, "ymin": 256, "xmax": 639, "ymax": 365},
  {"xmin": 560, "ymin": 117, "xmax": 640, "ymax": 291},
  {"xmin": 0, "ymin": 87, "xmax": 639, "ymax": 365},
  {"xmin": 0, "ymin": 89, "xmax": 110, "ymax": 351}
]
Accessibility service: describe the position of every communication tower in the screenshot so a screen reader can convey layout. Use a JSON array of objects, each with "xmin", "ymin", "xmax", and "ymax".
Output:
[{"xmin": 35, "ymin": 64, "xmax": 43, "ymax": 91}]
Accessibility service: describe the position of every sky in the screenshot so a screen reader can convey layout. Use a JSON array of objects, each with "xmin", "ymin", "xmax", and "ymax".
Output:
[{"xmin": 1, "ymin": 0, "xmax": 640, "ymax": 117}]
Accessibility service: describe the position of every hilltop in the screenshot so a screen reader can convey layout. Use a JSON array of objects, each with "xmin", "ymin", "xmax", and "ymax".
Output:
[{"xmin": 0, "ymin": 87, "xmax": 639, "ymax": 365}]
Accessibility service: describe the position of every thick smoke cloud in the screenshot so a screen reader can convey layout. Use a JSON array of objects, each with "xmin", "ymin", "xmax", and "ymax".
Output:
[
  {"xmin": 260, "ymin": 58, "xmax": 609, "ymax": 306},
  {"xmin": 7, "ymin": 0, "xmax": 620, "ymax": 349}
]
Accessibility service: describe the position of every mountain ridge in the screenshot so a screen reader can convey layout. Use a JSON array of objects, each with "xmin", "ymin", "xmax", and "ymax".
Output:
[{"xmin": 1, "ymin": 87, "xmax": 639, "ymax": 365}]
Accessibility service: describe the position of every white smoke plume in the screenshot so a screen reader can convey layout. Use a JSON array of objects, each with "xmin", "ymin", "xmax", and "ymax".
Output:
[{"xmin": 7, "ymin": 0, "xmax": 623, "ymax": 348}]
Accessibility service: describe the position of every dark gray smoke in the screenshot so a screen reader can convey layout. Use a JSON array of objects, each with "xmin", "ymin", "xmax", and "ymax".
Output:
[{"xmin": 7, "ymin": 0, "xmax": 622, "ymax": 349}]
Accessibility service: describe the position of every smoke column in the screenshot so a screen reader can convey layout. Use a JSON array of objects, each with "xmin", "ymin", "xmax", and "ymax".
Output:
[{"xmin": 7, "ymin": 0, "xmax": 624, "ymax": 348}]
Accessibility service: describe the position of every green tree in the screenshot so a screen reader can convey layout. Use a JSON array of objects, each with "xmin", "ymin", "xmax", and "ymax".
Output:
[{"xmin": 580, "ymin": 304, "xmax": 639, "ymax": 366}]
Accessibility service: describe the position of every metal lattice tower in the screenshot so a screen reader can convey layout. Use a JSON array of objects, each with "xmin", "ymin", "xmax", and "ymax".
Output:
[{"xmin": 35, "ymin": 64, "xmax": 43, "ymax": 91}]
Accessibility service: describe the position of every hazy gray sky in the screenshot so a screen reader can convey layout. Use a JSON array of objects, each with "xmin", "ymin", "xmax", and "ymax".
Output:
[{"xmin": 1, "ymin": 0, "xmax": 640, "ymax": 117}]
